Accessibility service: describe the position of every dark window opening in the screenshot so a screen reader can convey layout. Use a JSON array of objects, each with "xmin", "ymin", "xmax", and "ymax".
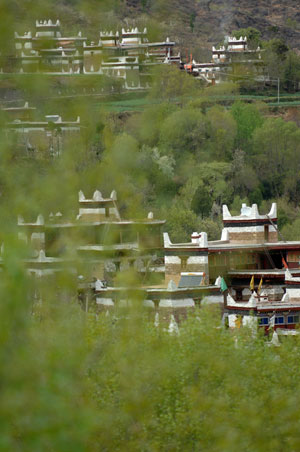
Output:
[
  {"xmin": 288, "ymin": 315, "xmax": 299, "ymax": 324},
  {"xmin": 264, "ymin": 225, "xmax": 269, "ymax": 242},
  {"xmin": 259, "ymin": 317, "xmax": 269, "ymax": 325},
  {"xmin": 275, "ymin": 316, "xmax": 284, "ymax": 325}
]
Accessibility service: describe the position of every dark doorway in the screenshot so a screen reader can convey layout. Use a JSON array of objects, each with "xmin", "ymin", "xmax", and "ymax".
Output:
[{"xmin": 264, "ymin": 225, "xmax": 269, "ymax": 242}]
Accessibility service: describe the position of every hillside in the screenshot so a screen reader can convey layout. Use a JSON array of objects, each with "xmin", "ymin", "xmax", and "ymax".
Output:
[
  {"xmin": 6, "ymin": 0, "xmax": 300, "ymax": 62},
  {"xmin": 124, "ymin": 0, "xmax": 300, "ymax": 59},
  {"xmin": 7, "ymin": 0, "xmax": 300, "ymax": 49}
]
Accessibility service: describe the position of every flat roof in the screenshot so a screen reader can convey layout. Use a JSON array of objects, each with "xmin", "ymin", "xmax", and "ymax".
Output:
[
  {"xmin": 19, "ymin": 219, "xmax": 165, "ymax": 228},
  {"xmin": 228, "ymin": 269, "xmax": 300, "ymax": 277},
  {"xmin": 77, "ymin": 243, "xmax": 139, "ymax": 251},
  {"xmin": 95, "ymin": 285, "xmax": 220, "ymax": 294},
  {"xmin": 166, "ymin": 241, "xmax": 300, "ymax": 252},
  {"xmin": 227, "ymin": 303, "xmax": 300, "ymax": 312},
  {"xmin": 209, "ymin": 241, "xmax": 300, "ymax": 252}
]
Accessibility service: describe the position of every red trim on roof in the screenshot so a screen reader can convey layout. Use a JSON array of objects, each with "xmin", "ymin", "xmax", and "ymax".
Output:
[{"xmin": 223, "ymin": 218, "xmax": 277, "ymax": 224}]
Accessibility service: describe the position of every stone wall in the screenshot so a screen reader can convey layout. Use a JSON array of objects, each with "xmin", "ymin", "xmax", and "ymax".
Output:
[
  {"xmin": 165, "ymin": 256, "xmax": 182, "ymax": 286},
  {"xmin": 228, "ymin": 229, "xmax": 277, "ymax": 244}
]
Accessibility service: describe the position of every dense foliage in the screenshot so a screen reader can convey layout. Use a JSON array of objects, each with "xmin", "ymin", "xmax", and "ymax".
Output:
[
  {"xmin": 3, "ymin": 284, "xmax": 300, "ymax": 451},
  {"xmin": 90, "ymin": 73, "xmax": 300, "ymax": 242}
]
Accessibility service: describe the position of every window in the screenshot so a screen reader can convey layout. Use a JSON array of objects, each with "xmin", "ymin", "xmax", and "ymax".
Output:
[
  {"xmin": 258, "ymin": 317, "xmax": 269, "ymax": 325},
  {"xmin": 287, "ymin": 315, "xmax": 299, "ymax": 324},
  {"xmin": 275, "ymin": 316, "xmax": 284, "ymax": 325},
  {"xmin": 236, "ymin": 290, "xmax": 242, "ymax": 301}
]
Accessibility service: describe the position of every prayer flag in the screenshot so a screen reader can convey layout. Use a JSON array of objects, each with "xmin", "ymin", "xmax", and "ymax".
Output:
[
  {"xmin": 269, "ymin": 314, "xmax": 276, "ymax": 329},
  {"xmin": 220, "ymin": 277, "xmax": 228, "ymax": 292},
  {"xmin": 250, "ymin": 275, "xmax": 255, "ymax": 291},
  {"xmin": 235, "ymin": 316, "xmax": 242, "ymax": 329}
]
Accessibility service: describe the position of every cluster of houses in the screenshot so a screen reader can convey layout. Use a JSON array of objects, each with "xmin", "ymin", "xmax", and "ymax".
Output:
[
  {"xmin": 183, "ymin": 35, "xmax": 263, "ymax": 84},
  {"xmin": 1, "ymin": 102, "xmax": 81, "ymax": 156},
  {"xmin": 1, "ymin": 21, "xmax": 298, "ymax": 336},
  {"xmin": 11, "ymin": 19, "xmax": 180, "ymax": 90},
  {"xmin": 0, "ymin": 26, "xmax": 267, "ymax": 157},
  {"xmin": 0, "ymin": 19, "xmax": 267, "ymax": 89},
  {"xmin": 11, "ymin": 189, "xmax": 300, "ymax": 334}
]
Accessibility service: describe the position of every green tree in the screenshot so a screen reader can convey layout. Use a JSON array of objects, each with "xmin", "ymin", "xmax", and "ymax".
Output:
[
  {"xmin": 230, "ymin": 195, "xmax": 249, "ymax": 215},
  {"xmin": 196, "ymin": 161, "xmax": 233, "ymax": 206},
  {"xmin": 231, "ymin": 101, "xmax": 264, "ymax": 151},
  {"xmin": 232, "ymin": 27, "xmax": 262, "ymax": 50},
  {"xmin": 281, "ymin": 218, "xmax": 300, "ymax": 241},
  {"xmin": 175, "ymin": 162, "xmax": 233, "ymax": 213},
  {"xmin": 159, "ymin": 108, "xmax": 208, "ymax": 160},
  {"xmin": 206, "ymin": 106, "xmax": 237, "ymax": 160},
  {"xmin": 229, "ymin": 149, "xmax": 260, "ymax": 198},
  {"xmin": 198, "ymin": 217, "xmax": 222, "ymax": 240},
  {"xmin": 263, "ymin": 38, "xmax": 289, "ymax": 81},
  {"xmin": 252, "ymin": 118, "xmax": 300, "ymax": 200},
  {"xmin": 149, "ymin": 64, "xmax": 200, "ymax": 103},
  {"xmin": 133, "ymin": 103, "xmax": 176, "ymax": 147},
  {"xmin": 284, "ymin": 51, "xmax": 300, "ymax": 92},
  {"xmin": 163, "ymin": 202, "xmax": 199, "ymax": 242},
  {"xmin": 191, "ymin": 183, "xmax": 213, "ymax": 218}
]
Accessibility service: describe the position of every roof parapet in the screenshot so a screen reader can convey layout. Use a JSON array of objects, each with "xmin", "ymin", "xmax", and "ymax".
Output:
[
  {"xmin": 247, "ymin": 292, "xmax": 257, "ymax": 308},
  {"xmin": 78, "ymin": 189, "xmax": 118, "ymax": 203},
  {"xmin": 222, "ymin": 204, "xmax": 232, "ymax": 220},
  {"xmin": 38, "ymin": 249, "xmax": 47, "ymax": 261},
  {"xmin": 281, "ymin": 292, "xmax": 290, "ymax": 303},
  {"xmin": 93, "ymin": 190, "xmax": 103, "ymax": 201},
  {"xmin": 220, "ymin": 228, "xmax": 229, "ymax": 241},
  {"xmin": 268, "ymin": 203, "xmax": 277, "ymax": 219},
  {"xmin": 110, "ymin": 190, "xmax": 117, "ymax": 201},
  {"xmin": 222, "ymin": 202, "xmax": 277, "ymax": 221},
  {"xmin": 167, "ymin": 279, "xmax": 177, "ymax": 291},
  {"xmin": 36, "ymin": 214, "xmax": 44, "ymax": 225},
  {"xmin": 163, "ymin": 232, "xmax": 172, "ymax": 248},
  {"xmin": 36, "ymin": 19, "xmax": 60, "ymax": 27}
]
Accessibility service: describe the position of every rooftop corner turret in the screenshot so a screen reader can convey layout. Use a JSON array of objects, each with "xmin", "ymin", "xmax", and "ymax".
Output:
[
  {"xmin": 222, "ymin": 202, "xmax": 277, "ymax": 222},
  {"xmin": 35, "ymin": 19, "xmax": 61, "ymax": 38},
  {"xmin": 77, "ymin": 189, "xmax": 121, "ymax": 222},
  {"xmin": 222, "ymin": 202, "xmax": 278, "ymax": 244}
]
